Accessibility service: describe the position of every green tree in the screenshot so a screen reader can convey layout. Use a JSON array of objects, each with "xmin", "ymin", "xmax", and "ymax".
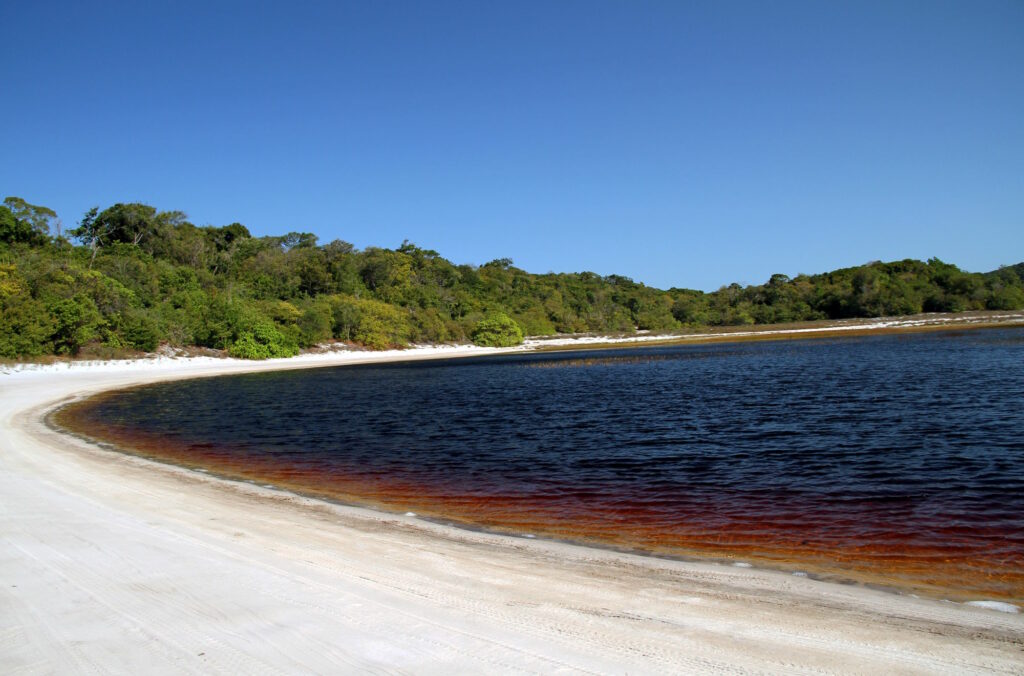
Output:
[
  {"xmin": 2, "ymin": 197, "xmax": 57, "ymax": 244},
  {"xmin": 67, "ymin": 207, "xmax": 103, "ymax": 267},
  {"xmin": 987, "ymin": 284, "xmax": 1024, "ymax": 310},
  {"xmin": 351, "ymin": 298, "xmax": 411, "ymax": 349},
  {"xmin": 0, "ymin": 264, "xmax": 55, "ymax": 357},
  {"xmin": 120, "ymin": 309, "xmax": 162, "ymax": 352},
  {"xmin": 296, "ymin": 300, "xmax": 334, "ymax": 346},
  {"xmin": 98, "ymin": 203, "xmax": 159, "ymax": 247},
  {"xmin": 48, "ymin": 294, "xmax": 105, "ymax": 354}
]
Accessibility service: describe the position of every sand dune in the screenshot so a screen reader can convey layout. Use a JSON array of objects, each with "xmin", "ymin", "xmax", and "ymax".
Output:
[{"xmin": 2, "ymin": 350, "xmax": 1022, "ymax": 674}]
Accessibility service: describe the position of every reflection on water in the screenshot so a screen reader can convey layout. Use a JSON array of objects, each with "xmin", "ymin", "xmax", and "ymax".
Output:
[{"xmin": 57, "ymin": 328, "xmax": 1024, "ymax": 602}]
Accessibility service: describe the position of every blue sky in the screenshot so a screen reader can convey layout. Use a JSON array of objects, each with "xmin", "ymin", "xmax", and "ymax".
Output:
[{"xmin": 2, "ymin": 1, "xmax": 1021, "ymax": 290}]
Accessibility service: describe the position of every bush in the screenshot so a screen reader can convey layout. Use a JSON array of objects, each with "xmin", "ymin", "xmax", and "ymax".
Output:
[
  {"xmin": 326, "ymin": 295, "xmax": 411, "ymax": 349},
  {"xmin": 228, "ymin": 317, "xmax": 299, "ymax": 360},
  {"xmin": 512, "ymin": 307, "xmax": 556, "ymax": 336},
  {"xmin": 0, "ymin": 264, "xmax": 54, "ymax": 357},
  {"xmin": 48, "ymin": 294, "xmax": 104, "ymax": 354},
  {"xmin": 121, "ymin": 311, "xmax": 162, "ymax": 352},
  {"xmin": 988, "ymin": 285, "xmax": 1024, "ymax": 311},
  {"xmin": 471, "ymin": 312, "xmax": 524, "ymax": 347},
  {"xmin": 0, "ymin": 295, "xmax": 54, "ymax": 358},
  {"xmin": 296, "ymin": 300, "xmax": 333, "ymax": 346},
  {"xmin": 352, "ymin": 299, "xmax": 410, "ymax": 349},
  {"xmin": 410, "ymin": 307, "xmax": 450, "ymax": 343},
  {"xmin": 228, "ymin": 333, "xmax": 271, "ymax": 359}
]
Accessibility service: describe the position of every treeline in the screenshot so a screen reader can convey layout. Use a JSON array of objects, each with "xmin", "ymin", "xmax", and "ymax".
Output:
[
  {"xmin": 669, "ymin": 259, "xmax": 1024, "ymax": 326},
  {"xmin": 1, "ymin": 196, "xmax": 1022, "ymax": 360}
]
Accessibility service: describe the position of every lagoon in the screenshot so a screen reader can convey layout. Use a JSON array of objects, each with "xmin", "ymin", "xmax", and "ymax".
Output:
[{"xmin": 59, "ymin": 328, "xmax": 1024, "ymax": 602}]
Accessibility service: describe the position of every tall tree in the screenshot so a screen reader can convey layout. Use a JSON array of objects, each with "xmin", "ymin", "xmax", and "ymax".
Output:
[
  {"xmin": 96, "ymin": 203, "xmax": 158, "ymax": 247},
  {"xmin": 67, "ymin": 207, "xmax": 103, "ymax": 267},
  {"xmin": 1, "ymin": 196, "xmax": 56, "ymax": 245}
]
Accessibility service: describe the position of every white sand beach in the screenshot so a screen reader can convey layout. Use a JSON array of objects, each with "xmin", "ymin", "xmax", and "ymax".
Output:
[{"xmin": 2, "ymin": 346, "xmax": 1023, "ymax": 674}]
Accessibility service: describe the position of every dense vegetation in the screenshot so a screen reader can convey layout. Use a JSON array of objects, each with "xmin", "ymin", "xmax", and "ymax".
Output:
[{"xmin": 2, "ymin": 196, "xmax": 1022, "ymax": 360}]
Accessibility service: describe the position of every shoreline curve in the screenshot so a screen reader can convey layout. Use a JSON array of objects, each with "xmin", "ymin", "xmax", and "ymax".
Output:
[{"xmin": 3, "ymin": 341, "xmax": 1024, "ymax": 673}]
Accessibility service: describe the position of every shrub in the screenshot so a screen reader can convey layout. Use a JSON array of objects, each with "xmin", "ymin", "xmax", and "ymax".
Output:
[
  {"xmin": 228, "ymin": 333, "xmax": 271, "ymax": 359},
  {"xmin": 48, "ymin": 294, "xmax": 104, "ymax": 354},
  {"xmin": 296, "ymin": 300, "xmax": 333, "ymax": 346},
  {"xmin": 0, "ymin": 295, "xmax": 54, "ymax": 358},
  {"xmin": 988, "ymin": 285, "xmax": 1024, "ymax": 311},
  {"xmin": 122, "ymin": 311, "xmax": 161, "ymax": 352},
  {"xmin": 512, "ymin": 307, "xmax": 556, "ymax": 336},
  {"xmin": 326, "ymin": 295, "xmax": 411, "ymax": 349},
  {"xmin": 471, "ymin": 312, "xmax": 524, "ymax": 347},
  {"xmin": 410, "ymin": 307, "xmax": 450, "ymax": 343},
  {"xmin": 228, "ymin": 317, "xmax": 299, "ymax": 360},
  {"xmin": 352, "ymin": 299, "xmax": 410, "ymax": 349}
]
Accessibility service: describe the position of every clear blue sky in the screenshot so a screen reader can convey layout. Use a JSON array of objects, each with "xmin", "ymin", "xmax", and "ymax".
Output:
[{"xmin": 2, "ymin": 1, "xmax": 1021, "ymax": 291}]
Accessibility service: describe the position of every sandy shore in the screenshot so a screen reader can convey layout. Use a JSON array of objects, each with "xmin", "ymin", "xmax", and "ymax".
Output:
[{"xmin": 2, "ymin": 346, "xmax": 1024, "ymax": 674}]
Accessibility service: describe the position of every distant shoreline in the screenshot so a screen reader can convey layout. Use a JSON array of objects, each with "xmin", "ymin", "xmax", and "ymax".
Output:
[
  {"xmin": 5, "ymin": 309, "xmax": 1024, "ymax": 372},
  {"xmin": 524, "ymin": 309, "xmax": 1024, "ymax": 351}
]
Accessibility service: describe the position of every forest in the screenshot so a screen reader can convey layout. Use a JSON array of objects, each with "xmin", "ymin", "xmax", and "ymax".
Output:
[{"xmin": 2, "ymin": 196, "xmax": 1023, "ymax": 360}]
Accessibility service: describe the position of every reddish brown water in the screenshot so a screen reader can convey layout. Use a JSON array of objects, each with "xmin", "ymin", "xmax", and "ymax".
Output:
[{"xmin": 56, "ymin": 330, "xmax": 1024, "ymax": 603}]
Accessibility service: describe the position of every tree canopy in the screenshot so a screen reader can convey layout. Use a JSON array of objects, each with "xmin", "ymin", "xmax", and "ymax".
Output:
[{"xmin": 1, "ymin": 195, "xmax": 1022, "ymax": 360}]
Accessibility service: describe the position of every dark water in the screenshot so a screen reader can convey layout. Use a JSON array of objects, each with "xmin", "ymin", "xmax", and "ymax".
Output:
[{"xmin": 59, "ymin": 329, "xmax": 1024, "ymax": 601}]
